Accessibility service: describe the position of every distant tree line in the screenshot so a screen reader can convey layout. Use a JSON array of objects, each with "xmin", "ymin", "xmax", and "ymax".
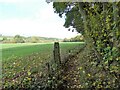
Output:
[
  {"xmin": 63, "ymin": 35, "xmax": 84, "ymax": 42},
  {"xmin": 0, "ymin": 35, "xmax": 61, "ymax": 43}
]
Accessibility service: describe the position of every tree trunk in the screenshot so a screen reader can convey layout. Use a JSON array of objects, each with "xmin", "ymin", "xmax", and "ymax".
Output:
[
  {"xmin": 113, "ymin": 2, "xmax": 118, "ymax": 47},
  {"xmin": 78, "ymin": 3, "xmax": 102, "ymax": 62}
]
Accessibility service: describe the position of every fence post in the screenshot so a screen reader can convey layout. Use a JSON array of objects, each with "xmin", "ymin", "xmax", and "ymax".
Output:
[{"xmin": 53, "ymin": 42, "xmax": 61, "ymax": 68}]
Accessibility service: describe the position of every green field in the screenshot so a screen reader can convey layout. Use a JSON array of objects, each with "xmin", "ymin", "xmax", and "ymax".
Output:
[
  {"xmin": 2, "ymin": 43, "xmax": 53, "ymax": 61},
  {"xmin": 2, "ymin": 43, "xmax": 42, "ymax": 49},
  {"xmin": 2, "ymin": 42, "xmax": 84, "ymax": 61},
  {"xmin": 2, "ymin": 42, "xmax": 85, "ymax": 88}
]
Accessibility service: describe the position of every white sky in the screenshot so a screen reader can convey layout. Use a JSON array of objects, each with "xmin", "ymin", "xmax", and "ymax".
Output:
[{"xmin": 0, "ymin": 0, "xmax": 78, "ymax": 39}]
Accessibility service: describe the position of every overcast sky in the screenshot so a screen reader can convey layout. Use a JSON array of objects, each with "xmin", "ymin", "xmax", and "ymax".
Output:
[{"xmin": 0, "ymin": 0, "xmax": 78, "ymax": 39}]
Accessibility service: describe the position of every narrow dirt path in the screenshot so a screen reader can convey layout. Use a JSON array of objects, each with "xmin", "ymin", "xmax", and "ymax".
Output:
[{"xmin": 60, "ymin": 48, "xmax": 85, "ymax": 89}]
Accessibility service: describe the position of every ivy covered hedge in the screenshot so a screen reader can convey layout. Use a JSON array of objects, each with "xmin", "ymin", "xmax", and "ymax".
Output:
[{"xmin": 53, "ymin": 2, "xmax": 120, "ymax": 88}]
